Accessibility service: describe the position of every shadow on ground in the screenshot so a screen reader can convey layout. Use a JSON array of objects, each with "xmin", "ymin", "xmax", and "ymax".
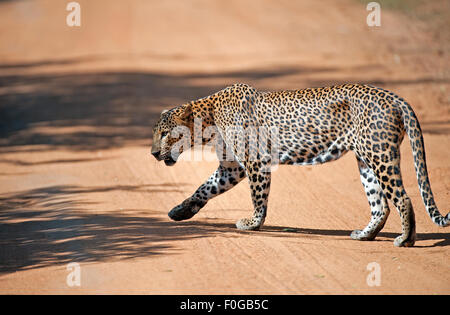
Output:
[
  {"xmin": 0, "ymin": 183, "xmax": 447, "ymax": 274},
  {"xmin": 0, "ymin": 184, "xmax": 233, "ymax": 274},
  {"xmin": 0, "ymin": 65, "xmax": 328, "ymax": 152},
  {"xmin": 257, "ymin": 225, "xmax": 450, "ymax": 248}
]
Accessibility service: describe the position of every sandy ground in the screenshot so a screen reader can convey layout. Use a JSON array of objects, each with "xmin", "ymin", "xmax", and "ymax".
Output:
[{"xmin": 0, "ymin": 0, "xmax": 449, "ymax": 294}]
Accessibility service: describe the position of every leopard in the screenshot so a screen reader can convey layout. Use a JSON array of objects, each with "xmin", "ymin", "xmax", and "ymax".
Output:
[{"xmin": 151, "ymin": 83, "xmax": 449, "ymax": 247}]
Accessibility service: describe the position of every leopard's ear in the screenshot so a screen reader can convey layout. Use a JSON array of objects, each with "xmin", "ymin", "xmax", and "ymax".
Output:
[
  {"xmin": 173, "ymin": 103, "xmax": 193, "ymax": 125},
  {"xmin": 161, "ymin": 109, "xmax": 169, "ymax": 115}
]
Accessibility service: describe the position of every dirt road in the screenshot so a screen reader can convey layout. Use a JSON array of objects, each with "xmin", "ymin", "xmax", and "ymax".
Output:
[{"xmin": 0, "ymin": 0, "xmax": 448, "ymax": 294}]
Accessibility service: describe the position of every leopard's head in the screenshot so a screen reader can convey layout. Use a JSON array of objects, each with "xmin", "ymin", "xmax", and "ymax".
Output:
[{"xmin": 151, "ymin": 104, "xmax": 193, "ymax": 166}]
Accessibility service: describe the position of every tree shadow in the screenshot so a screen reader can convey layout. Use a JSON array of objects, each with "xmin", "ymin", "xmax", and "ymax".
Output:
[
  {"xmin": 0, "ymin": 184, "xmax": 234, "ymax": 275},
  {"xmin": 0, "ymin": 66, "xmax": 332, "ymax": 153},
  {"xmin": 0, "ymin": 157, "xmax": 115, "ymax": 166},
  {"xmin": 307, "ymin": 76, "xmax": 450, "ymax": 88},
  {"xmin": 419, "ymin": 120, "xmax": 450, "ymax": 135},
  {"xmin": 1, "ymin": 182, "xmax": 447, "ymax": 275}
]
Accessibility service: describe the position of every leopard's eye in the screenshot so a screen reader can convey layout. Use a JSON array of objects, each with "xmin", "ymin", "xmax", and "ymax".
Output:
[{"xmin": 161, "ymin": 131, "xmax": 169, "ymax": 138}]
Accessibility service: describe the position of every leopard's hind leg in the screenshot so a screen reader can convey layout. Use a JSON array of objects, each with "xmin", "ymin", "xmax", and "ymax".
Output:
[
  {"xmin": 377, "ymin": 156, "xmax": 417, "ymax": 247},
  {"xmin": 351, "ymin": 156, "xmax": 390, "ymax": 241},
  {"xmin": 357, "ymin": 152, "xmax": 416, "ymax": 247}
]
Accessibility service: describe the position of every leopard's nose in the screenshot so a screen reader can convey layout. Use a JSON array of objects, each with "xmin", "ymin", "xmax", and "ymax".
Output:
[{"xmin": 151, "ymin": 151, "xmax": 160, "ymax": 160}]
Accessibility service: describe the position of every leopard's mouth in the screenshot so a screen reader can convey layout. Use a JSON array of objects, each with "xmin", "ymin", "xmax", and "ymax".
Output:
[
  {"xmin": 164, "ymin": 156, "xmax": 176, "ymax": 166},
  {"xmin": 151, "ymin": 150, "xmax": 177, "ymax": 166}
]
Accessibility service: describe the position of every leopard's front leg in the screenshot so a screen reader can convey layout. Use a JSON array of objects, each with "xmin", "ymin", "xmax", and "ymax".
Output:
[
  {"xmin": 236, "ymin": 161, "xmax": 271, "ymax": 231},
  {"xmin": 168, "ymin": 160, "xmax": 246, "ymax": 221}
]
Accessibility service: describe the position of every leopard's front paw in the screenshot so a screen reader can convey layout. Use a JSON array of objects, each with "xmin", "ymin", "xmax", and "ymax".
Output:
[
  {"xmin": 168, "ymin": 199, "xmax": 205, "ymax": 221},
  {"xmin": 236, "ymin": 217, "xmax": 263, "ymax": 231},
  {"xmin": 350, "ymin": 229, "xmax": 376, "ymax": 241}
]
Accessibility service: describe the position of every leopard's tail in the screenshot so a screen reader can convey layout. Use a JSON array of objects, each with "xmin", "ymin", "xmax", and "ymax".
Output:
[{"xmin": 399, "ymin": 99, "xmax": 449, "ymax": 227}]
